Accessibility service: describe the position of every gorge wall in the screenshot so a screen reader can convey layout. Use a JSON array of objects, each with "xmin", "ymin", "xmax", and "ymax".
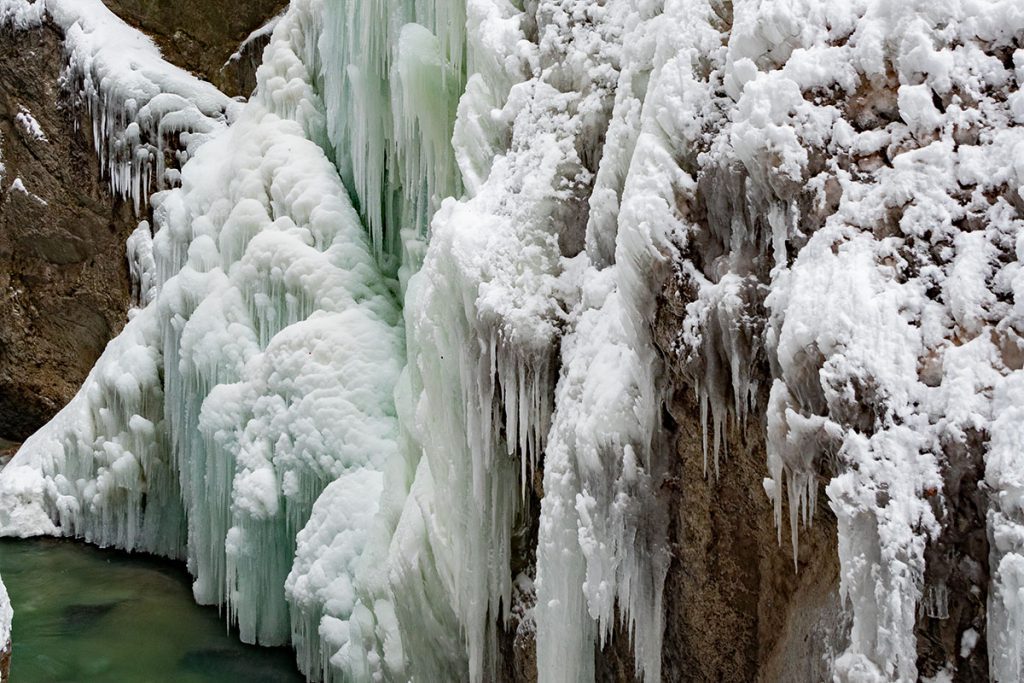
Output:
[{"xmin": 0, "ymin": 20, "xmax": 135, "ymax": 442}]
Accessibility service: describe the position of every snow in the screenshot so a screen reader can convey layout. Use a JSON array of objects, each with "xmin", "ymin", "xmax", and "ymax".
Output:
[
  {"xmin": 0, "ymin": 463, "xmax": 59, "ymax": 536},
  {"xmin": 0, "ymin": 573, "xmax": 9, "ymax": 680},
  {"xmin": 8, "ymin": 177, "xmax": 47, "ymax": 205},
  {"xmin": 532, "ymin": 1, "xmax": 701, "ymax": 680},
  {"xmin": 15, "ymin": 106, "xmax": 46, "ymax": 142},
  {"xmin": 961, "ymin": 627, "xmax": 980, "ymax": 659},
  {"xmin": 665, "ymin": 0, "xmax": 1024, "ymax": 680},
  {"xmin": 0, "ymin": 0, "xmax": 42, "ymax": 29},
  {"xmin": 225, "ymin": 12, "xmax": 284, "ymax": 67}
]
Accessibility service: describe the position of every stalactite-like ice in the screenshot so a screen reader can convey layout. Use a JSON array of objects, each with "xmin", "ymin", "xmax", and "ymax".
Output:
[
  {"xmin": 4, "ymin": 0, "xmax": 1024, "ymax": 681},
  {"xmin": 534, "ymin": 1, "xmax": 705, "ymax": 680},
  {"xmin": 1, "ymin": 0, "xmax": 237, "ymax": 215},
  {"xmin": 658, "ymin": 1, "xmax": 1024, "ymax": 680},
  {"xmin": 318, "ymin": 0, "xmax": 466, "ymax": 268},
  {"xmin": 0, "ymin": 0, "xmax": 404, "ymax": 666}
]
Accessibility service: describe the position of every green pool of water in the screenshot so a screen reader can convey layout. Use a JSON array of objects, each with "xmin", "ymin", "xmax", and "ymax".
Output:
[{"xmin": 0, "ymin": 537, "xmax": 303, "ymax": 682}]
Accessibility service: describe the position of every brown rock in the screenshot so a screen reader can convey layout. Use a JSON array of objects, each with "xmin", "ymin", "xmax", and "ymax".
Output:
[
  {"xmin": 658, "ymin": 389, "xmax": 847, "ymax": 682},
  {"xmin": 648, "ymin": 252, "xmax": 849, "ymax": 682},
  {"xmin": 0, "ymin": 21, "xmax": 137, "ymax": 441},
  {"xmin": 101, "ymin": 0, "xmax": 290, "ymax": 97}
]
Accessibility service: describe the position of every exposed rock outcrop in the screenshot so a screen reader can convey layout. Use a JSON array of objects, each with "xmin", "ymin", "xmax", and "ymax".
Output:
[
  {"xmin": 0, "ymin": 21, "xmax": 135, "ymax": 441},
  {"xmin": 655, "ymin": 289, "xmax": 848, "ymax": 681},
  {"xmin": 102, "ymin": 0, "xmax": 289, "ymax": 97}
]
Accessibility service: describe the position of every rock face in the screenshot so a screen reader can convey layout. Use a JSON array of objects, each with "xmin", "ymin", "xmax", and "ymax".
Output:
[
  {"xmin": 0, "ymin": 22, "xmax": 136, "ymax": 442},
  {"xmin": 0, "ymin": 0, "xmax": 289, "ymax": 443},
  {"xmin": 102, "ymin": 0, "xmax": 290, "ymax": 97},
  {"xmin": 660, "ymin": 414, "xmax": 841, "ymax": 683},
  {"xmin": 654, "ymin": 286, "xmax": 848, "ymax": 682}
]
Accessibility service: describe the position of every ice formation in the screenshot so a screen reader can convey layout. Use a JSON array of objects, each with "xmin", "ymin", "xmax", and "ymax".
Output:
[
  {"xmin": 1, "ymin": 0, "xmax": 236, "ymax": 214},
  {"xmin": 3, "ymin": 0, "xmax": 1024, "ymax": 681},
  {"xmin": 0, "ymin": 574, "xmax": 9, "ymax": 645},
  {"xmin": 318, "ymin": 0, "xmax": 466, "ymax": 271},
  {"xmin": 662, "ymin": 1, "xmax": 1024, "ymax": 680},
  {"xmin": 0, "ymin": 573, "xmax": 9, "ymax": 682},
  {"xmin": 0, "ymin": 0, "xmax": 404, "ymax": 660}
]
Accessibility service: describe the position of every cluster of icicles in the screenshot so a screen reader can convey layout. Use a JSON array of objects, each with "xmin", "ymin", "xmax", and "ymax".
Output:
[{"xmin": 3, "ymin": 0, "xmax": 1024, "ymax": 682}]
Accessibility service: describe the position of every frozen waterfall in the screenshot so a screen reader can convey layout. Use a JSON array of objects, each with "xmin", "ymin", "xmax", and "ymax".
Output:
[{"xmin": 2, "ymin": 0, "xmax": 1024, "ymax": 681}]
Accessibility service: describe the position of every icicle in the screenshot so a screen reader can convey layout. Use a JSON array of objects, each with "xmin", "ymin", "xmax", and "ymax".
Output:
[
  {"xmin": 0, "ymin": 0, "xmax": 403, "ymax": 663},
  {"xmin": 318, "ymin": 0, "xmax": 465, "ymax": 270}
]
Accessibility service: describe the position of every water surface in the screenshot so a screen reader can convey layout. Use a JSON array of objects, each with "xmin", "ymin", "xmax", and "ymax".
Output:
[{"xmin": 0, "ymin": 537, "xmax": 303, "ymax": 682}]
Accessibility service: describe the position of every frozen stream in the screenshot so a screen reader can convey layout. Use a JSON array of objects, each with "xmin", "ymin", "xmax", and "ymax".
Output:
[{"xmin": 0, "ymin": 538, "xmax": 302, "ymax": 682}]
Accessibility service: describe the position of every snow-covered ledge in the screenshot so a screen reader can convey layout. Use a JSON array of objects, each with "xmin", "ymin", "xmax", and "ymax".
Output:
[{"xmin": 0, "ymin": 573, "xmax": 11, "ymax": 682}]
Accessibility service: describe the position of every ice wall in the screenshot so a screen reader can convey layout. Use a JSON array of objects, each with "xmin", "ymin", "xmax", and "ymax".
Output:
[
  {"xmin": 661, "ymin": 1, "xmax": 1024, "ymax": 681},
  {"xmin": 318, "ymin": 0, "xmax": 466, "ymax": 273}
]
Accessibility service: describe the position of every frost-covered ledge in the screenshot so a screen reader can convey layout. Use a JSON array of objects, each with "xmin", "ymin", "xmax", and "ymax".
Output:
[{"xmin": 0, "ymin": 0, "xmax": 238, "ymax": 213}]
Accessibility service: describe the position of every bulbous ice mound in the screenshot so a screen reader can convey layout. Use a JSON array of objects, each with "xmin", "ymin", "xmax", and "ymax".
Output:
[
  {"xmin": 0, "ymin": 573, "xmax": 10, "ymax": 683},
  {"xmin": 0, "ymin": 0, "xmax": 403, "ymax": 662}
]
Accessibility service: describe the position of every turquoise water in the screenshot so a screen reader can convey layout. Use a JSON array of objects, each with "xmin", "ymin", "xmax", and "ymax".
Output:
[{"xmin": 0, "ymin": 538, "xmax": 303, "ymax": 682}]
